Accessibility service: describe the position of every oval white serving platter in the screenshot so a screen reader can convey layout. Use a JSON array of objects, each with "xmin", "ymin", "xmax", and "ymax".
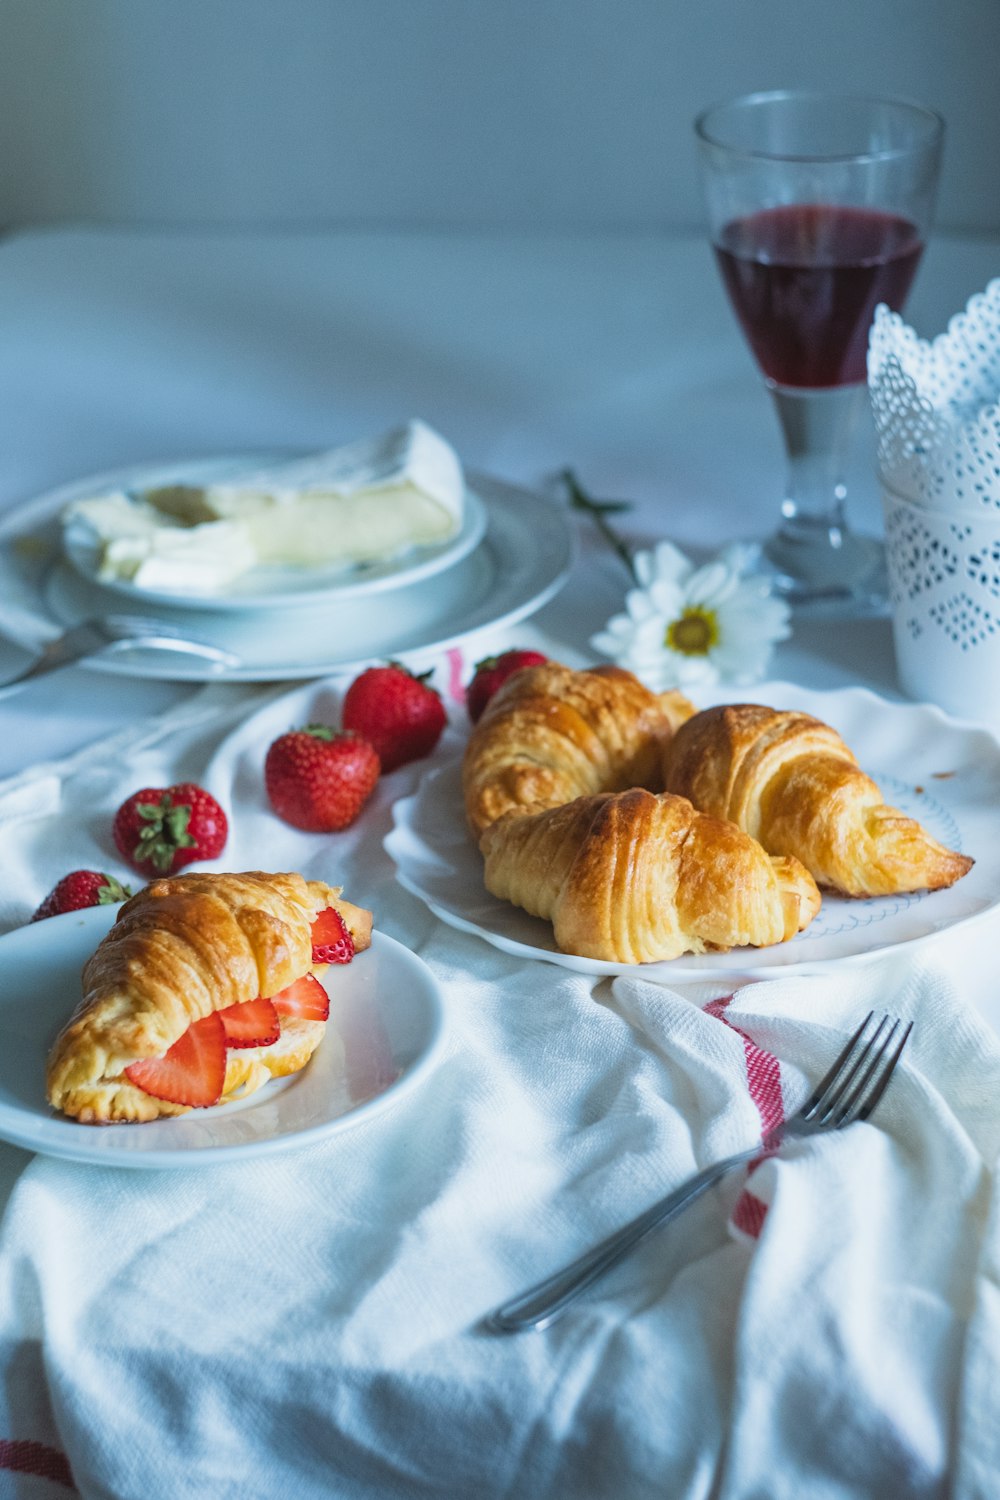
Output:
[{"xmin": 386, "ymin": 682, "xmax": 999, "ymax": 981}]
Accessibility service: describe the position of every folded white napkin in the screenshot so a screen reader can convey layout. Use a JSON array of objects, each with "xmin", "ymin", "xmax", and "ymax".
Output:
[{"xmin": 0, "ymin": 644, "xmax": 997, "ymax": 1498}]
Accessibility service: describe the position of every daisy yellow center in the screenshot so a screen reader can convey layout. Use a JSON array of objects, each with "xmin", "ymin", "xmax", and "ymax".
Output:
[{"xmin": 666, "ymin": 607, "xmax": 719, "ymax": 656}]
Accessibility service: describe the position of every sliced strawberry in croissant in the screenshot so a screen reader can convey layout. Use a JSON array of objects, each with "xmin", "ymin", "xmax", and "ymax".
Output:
[
  {"xmin": 124, "ymin": 1011, "xmax": 227, "ymax": 1108},
  {"xmin": 310, "ymin": 906, "xmax": 355, "ymax": 965},
  {"xmin": 271, "ymin": 972, "xmax": 330, "ymax": 1021},
  {"xmin": 217, "ymin": 996, "xmax": 280, "ymax": 1049},
  {"xmin": 47, "ymin": 871, "xmax": 372, "ymax": 1124}
]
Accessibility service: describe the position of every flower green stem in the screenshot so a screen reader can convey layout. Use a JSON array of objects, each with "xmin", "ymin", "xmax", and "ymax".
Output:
[{"xmin": 561, "ymin": 469, "xmax": 639, "ymax": 583}]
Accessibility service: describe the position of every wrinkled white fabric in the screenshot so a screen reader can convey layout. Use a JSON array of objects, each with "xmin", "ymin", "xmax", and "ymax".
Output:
[{"xmin": 0, "ymin": 647, "xmax": 997, "ymax": 1499}]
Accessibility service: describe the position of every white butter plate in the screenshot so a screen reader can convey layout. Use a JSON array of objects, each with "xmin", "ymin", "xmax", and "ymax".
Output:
[
  {"xmin": 0, "ymin": 466, "xmax": 574, "ymax": 681},
  {"xmin": 61, "ymin": 452, "xmax": 488, "ymax": 612},
  {"xmin": 385, "ymin": 683, "xmax": 1000, "ymax": 980},
  {"xmin": 0, "ymin": 908, "xmax": 448, "ymax": 1167}
]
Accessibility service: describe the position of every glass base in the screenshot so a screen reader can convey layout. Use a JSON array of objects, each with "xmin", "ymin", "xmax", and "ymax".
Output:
[{"xmin": 743, "ymin": 522, "xmax": 889, "ymax": 617}]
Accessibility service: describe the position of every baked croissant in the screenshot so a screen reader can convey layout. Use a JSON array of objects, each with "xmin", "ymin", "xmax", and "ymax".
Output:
[
  {"xmin": 463, "ymin": 661, "xmax": 695, "ymax": 839},
  {"xmin": 479, "ymin": 787, "xmax": 821, "ymax": 963},
  {"xmin": 662, "ymin": 703, "xmax": 973, "ymax": 897},
  {"xmin": 46, "ymin": 870, "xmax": 373, "ymax": 1124}
]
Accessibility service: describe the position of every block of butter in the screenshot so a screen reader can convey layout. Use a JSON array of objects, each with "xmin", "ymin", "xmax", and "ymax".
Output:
[{"xmin": 64, "ymin": 419, "xmax": 466, "ymax": 594}]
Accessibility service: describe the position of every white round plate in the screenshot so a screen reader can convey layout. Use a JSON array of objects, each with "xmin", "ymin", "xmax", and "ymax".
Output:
[
  {"xmin": 385, "ymin": 683, "xmax": 1000, "ymax": 980},
  {"xmin": 61, "ymin": 452, "xmax": 488, "ymax": 612},
  {"xmin": 0, "ymin": 907, "xmax": 447, "ymax": 1167},
  {"xmin": 0, "ymin": 468, "xmax": 573, "ymax": 682}
]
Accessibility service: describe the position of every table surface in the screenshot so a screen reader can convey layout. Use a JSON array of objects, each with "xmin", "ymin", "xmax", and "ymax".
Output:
[
  {"xmin": 2, "ymin": 225, "xmax": 999, "ymax": 1494},
  {"xmin": 2, "ymin": 226, "xmax": 998, "ymax": 1001}
]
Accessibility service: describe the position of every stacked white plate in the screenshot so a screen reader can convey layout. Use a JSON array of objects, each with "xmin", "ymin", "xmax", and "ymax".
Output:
[{"xmin": 0, "ymin": 453, "xmax": 575, "ymax": 681}]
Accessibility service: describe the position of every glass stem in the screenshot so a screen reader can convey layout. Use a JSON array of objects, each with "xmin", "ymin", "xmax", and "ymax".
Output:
[{"xmin": 764, "ymin": 383, "xmax": 872, "ymax": 590}]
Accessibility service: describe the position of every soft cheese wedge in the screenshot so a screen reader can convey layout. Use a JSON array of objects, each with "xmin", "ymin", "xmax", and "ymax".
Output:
[{"xmin": 64, "ymin": 419, "xmax": 466, "ymax": 593}]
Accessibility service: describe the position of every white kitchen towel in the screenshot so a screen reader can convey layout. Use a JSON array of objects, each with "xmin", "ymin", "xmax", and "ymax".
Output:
[
  {"xmin": 0, "ymin": 651, "xmax": 996, "ymax": 1498},
  {"xmin": 0, "ymin": 953, "xmax": 997, "ymax": 1499}
]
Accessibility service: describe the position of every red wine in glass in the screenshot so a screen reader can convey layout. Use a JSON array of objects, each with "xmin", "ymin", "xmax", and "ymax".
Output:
[{"xmin": 713, "ymin": 203, "xmax": 923, "ymax": 389}]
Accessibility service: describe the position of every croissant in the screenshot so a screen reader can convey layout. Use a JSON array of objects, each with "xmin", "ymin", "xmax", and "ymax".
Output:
[
  {"xmin": 463, "ymin": 661, "xmax": 695, "ymax": 839},
  {"xmin": 46, "ymin": 870, "xmax": 373, "ymax": 1124},
  {"xmin": 662, "ymin": 703, "xmax": 973, "ymax": 897},
  {"xmin": 479, "ymin": 788, "xmax": 821, "ymax": 963}
]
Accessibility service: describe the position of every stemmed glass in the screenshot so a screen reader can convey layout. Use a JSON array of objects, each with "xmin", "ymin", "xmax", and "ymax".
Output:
[{"xmin": 695, "ymin": 90, "xmax": 944, "ymax": 612}]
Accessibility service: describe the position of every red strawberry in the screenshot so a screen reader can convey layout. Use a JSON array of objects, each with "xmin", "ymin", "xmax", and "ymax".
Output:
[
  {"xmin": 465, "ymin": 649, "xmax": 548, "ymax": 723},
  {"xmin": 125, "ymin": 1011, "xmax": 227, "ymax": 1107},
  {"xmin": 31, "ymin": 870, "xmax": 132, "ymax": 923},
  {"xmin": 342, "ymin": 662, "xmax": 446, "ymax": 772},
  {"xmin": 265, "ymin": 726, "xmax": 379, "ymax": 832},
  {"xmin": 113, "ymin": 782, "xmax": 228, "ymax": 876},
  {"xmin": 217, "ymin": 996, "xmax": 280, "ymax": 1049},
  {"xmin": 270, "ymin": 972, "xmax": 330, "ymax": 1021},
  {"xmin": 311, "ymin": 906, "xmax": 355, "ymax": 965}
]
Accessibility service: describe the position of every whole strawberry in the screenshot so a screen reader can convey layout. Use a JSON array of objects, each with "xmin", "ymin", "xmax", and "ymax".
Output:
[
  {"xmin": 31, "ymin": 870, "xmax": 133, "ymax": 923},
  {"xmin": 342, "ymin": 662, "xmax": 446, "ymax": 773},
  {"xmin": 265, "ymin": 725, "xmax": 380, "ymax": 832},
  {"xmin": 113, "ymin": 782, "xmax": 228, "ymax": 875},
  {"xmin": 466, "ymin": 648, "xmax": 548, "ymax": 723}
]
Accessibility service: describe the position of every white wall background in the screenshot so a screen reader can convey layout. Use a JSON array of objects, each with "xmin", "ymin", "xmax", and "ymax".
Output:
[{"xmin": 0, "ymin": 0, "xmax": 997, "ymax": 233}]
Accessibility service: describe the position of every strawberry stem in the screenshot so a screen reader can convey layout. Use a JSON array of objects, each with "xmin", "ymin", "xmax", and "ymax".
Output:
[
  {"xmin": 98, "ymin": 876, "xmax": 132, "ymax": 904},
  {"xmin": 133, "ymin": 795, "xmax": 196, "ymax": 872}
]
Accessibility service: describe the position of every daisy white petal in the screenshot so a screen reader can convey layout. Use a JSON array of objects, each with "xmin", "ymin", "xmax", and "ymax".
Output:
[
  {"xmin": 591, "ymin": 535, "xmax": 792, "ymax": 690},
  {"xmin": 637, "ymin": 541, "xmax": 692, "ymax": 590},
  {"xmin": 717, "ymin": 541, "xmax": 759, "ymax": 576},
  {"xmin": 684, "ymin": 560, "xmax": 740, "ymax": 607}
]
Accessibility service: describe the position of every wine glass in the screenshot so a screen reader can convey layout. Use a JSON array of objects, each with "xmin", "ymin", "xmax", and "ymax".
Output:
[{"xmin": 695, "ymin": 90, "xmax": 944, "ymax": 612}]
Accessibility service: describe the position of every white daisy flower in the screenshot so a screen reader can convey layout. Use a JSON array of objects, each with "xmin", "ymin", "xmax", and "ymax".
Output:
[{"xmin": 590, "ymin": 540, "xmax": 791, "ymax": 692}]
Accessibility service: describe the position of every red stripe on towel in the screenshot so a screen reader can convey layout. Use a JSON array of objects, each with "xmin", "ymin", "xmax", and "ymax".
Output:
[
  {"xmin": 0, "ymin": 1438, "xmax": 76, "ymax": 1490},
  {"xmin": 445, "ymin": 646, "xmax": 466, "ymax": 705},
  {"xmin": 704, "ymin": 995, "xmax": 784, "ymax": 1237},
  {"xmin": 731, "ymin": 1189, "xmax": 768, "ymax": 1240}
]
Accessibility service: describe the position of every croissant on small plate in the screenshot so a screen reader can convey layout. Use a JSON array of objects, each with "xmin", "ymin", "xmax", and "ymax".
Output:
[
  {"xmin": 662, "ymin": 703, "xmax": 973, "ymax": 898},
  {"xmin": 46, "ymin": 870, "xmax": 372, "ymax": 1124},
  {"xmin": 479, "ymin": 787, "xmax": 821, "ymax": 964},
  {"xmin": 463, "ymin": 661, "xmax": 695, "ymax": 839}
]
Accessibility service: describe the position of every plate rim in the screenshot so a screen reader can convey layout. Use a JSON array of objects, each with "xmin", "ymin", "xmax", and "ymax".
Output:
[
  {"xmin": 6, "ymin": 465, "xmax": 575, "ymax": 682},
  {"xmin": 385, "ymin": 680, "xmax": 1000, "ymax": 981},
  {"xmin": 0, "ymin": 909, "xmax": 449, "ymax": 1167}
]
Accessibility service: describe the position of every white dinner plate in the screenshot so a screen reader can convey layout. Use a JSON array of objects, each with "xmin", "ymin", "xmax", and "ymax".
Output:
[
  {"xmin": 385, "ymin": 682, "xmax": 1000, "ymax": 981},
  {"xmin": 61, "ymin": 453, "xmax": 488, "ymax": 611},
  {"xmin": 0, "ymin": 465, "xmax": 574, "ymax": 682},
  {"xmin": 0, "ymin": 907, "xmax": 448, "ymax": 1167}
]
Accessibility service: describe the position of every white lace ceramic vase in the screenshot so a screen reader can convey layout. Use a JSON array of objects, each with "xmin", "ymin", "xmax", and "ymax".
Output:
[{"xmin": 869, "ymin": 281, "xmax": 1000, "ymax": 726}]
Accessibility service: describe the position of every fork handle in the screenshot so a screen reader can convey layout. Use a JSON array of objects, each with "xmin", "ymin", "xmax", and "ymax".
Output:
[{"xmin": 485, "ymin": 1144, "xmax": 762, "ymax": 1334}]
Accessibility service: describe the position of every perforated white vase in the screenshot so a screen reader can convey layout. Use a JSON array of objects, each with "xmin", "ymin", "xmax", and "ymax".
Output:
[
  {"xmin": 880, "ymin": 482, "xmax": 1000, "ymax": 724},
  {"xmin": 870, "ymin": 281, "xmax": 1000, "ymax": 727}
]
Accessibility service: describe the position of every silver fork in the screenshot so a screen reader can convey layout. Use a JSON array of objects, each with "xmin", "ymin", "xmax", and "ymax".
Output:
[
  {"xmin": 0, "ymin": 614, "xmax": 241, "ymax": 691},
  {"xmin": 485, "ymin": 1010, "xmax": 912, "ymax": 1334}
]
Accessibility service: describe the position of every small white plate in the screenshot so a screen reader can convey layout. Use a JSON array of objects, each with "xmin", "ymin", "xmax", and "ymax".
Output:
[
  {"xmin": 385, "ymin": 683, "xmax": 1000, "ymax": 981},
  {"xmin": 62, "ymin": 453, "xmax": 488, "ymax": 612},
  {"xmin": 0, "ymin": 907, "xmax": 448, "ymax": 1167},
  {"xmin": 0, "ymin": 468, "xmax": 574, "ymax": 682}
]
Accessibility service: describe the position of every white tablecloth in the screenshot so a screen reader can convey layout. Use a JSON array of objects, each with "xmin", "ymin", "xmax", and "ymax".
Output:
[
  {"xmin": 0, "ymin": 645, "xmax": 998, "ymax": 1498},
  {"xmin": 1, "ymin": 227, "xmax": 999, "ymax": 1497}
]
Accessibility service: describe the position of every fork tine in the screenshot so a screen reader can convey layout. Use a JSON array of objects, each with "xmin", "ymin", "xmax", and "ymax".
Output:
[
  {"xmin": 830, "ymin": 1018, "xmax": 901, "ymax": 1123},
  {"xmin": 800, "ymin": 1010, "xmax": 876, "ymax": 1119},
  {"xmin": 848, "ymin": 1019, "xmax": 913, "ymax": 1123}
]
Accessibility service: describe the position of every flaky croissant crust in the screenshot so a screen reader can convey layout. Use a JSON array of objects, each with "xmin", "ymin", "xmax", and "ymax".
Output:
[
  {"xmin": 462, "ymin": 661, "xmax": 695, "ymax": 839},
  {"xmin": 479, "ymin": 788, "xmax": 820, "ymax": 964},
  {"xmin": 663, "ymin": 703, "xmax": 973, "ymax": 897},
  {"xmin": 46, "ymin": 870, "xmax": 371, "ymax": 1124}
]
